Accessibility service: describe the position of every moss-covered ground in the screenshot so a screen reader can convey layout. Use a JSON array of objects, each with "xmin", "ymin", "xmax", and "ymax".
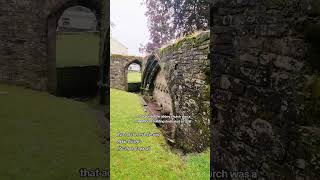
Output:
[{"xmin": 0, "ymin": 84, "xmax": 107, "ymax": 179}]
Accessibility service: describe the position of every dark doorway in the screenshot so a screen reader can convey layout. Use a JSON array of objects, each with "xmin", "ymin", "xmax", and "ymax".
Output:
[
  {"xmin": 126, "ymin": 61, "xmax": 142, "ymax": 92},
  {"xmin": 53, "ymin": 6, "xmax": 100, "ymax": 99}
]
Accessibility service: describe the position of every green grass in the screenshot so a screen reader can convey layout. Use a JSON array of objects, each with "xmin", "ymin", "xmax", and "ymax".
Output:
[
  {"xmin": 0, "ymin": 84, "xmax": 107, "ymax": 179},
  {"xmin": 56, "ymin": 33, "xmax": 99, "ymax": 67},
  {"xmin": 110, "ymin": 88, "xmax": 209, "ymax": 179},
  {"xmin": 127, "ymin": 71, "xmax": 142, "ymax": 83}
]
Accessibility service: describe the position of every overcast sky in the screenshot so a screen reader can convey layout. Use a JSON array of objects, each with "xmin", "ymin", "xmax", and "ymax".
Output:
[{"xmin": 110, "ymin": 0, "xmax": 149, "ymax": 56}]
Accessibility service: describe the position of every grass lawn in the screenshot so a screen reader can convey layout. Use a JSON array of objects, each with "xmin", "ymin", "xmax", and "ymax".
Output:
[
  {"xmin": 56, "ymin": 33, "xmax": 100, "ymax": 67},
  {"xmin": 0, "ymin": 84, "xmax": 107, "ymax": 179},
  {"xmin": 127, "ymin": 71, "xmax": 141, "ymax": 83},
  {"xmin": 110, "ymin": 89, "xmax": 209, "ymax": 179}
]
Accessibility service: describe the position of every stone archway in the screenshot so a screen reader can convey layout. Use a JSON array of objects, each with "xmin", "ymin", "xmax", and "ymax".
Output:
[
  {"xmin": 141, "ymin": 54, "xmax": 161, "ymax": 95},
  {"xmin": 142, "ymin": 53, "xmax": 172, "ymax": 114},
  {"xmin": 0, "ymin": 0, "xmax": 108, "ymax": 102},
  {"xmin": 47, "ymin": 0, "xmax": 103, "ymax": 95},
  {"xmin": 110, "ymin": 55, "xmax": 143, "ymax": 91},
  {"xmin": 124, "ymin": 59, "xmax": 142, "ymax": 92}
]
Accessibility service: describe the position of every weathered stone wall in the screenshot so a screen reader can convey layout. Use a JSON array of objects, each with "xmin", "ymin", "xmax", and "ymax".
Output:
[
  {"xmin": 0, "ymin": 0, "xmax": 106, "ymax": 95},
  {"xmin": 210, "ymin": 0, "xmax": 320, "ymax": 178},
  {"xmin": 98, "ymin": 0, "xmax": 109, "ymax": 105},
  {"xmin": 153, "ymin": 70, "xmax": 173, "ymax": 114},
  {"xmin": 110, "ymin": 55, "xmax": 143, "ymax": 91},
  {"xmin": 143, "ymin": 31, "xmax": 210, "ymax": 153}
]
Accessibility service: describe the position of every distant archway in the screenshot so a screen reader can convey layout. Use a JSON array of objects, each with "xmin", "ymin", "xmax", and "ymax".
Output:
[
  {"xmin": 125, "ymin": 60, "xmax": 142, "ymax": 92},
  {"xmin": 110, "ymin": 55, "xmax": 143, "ymax": 91}
]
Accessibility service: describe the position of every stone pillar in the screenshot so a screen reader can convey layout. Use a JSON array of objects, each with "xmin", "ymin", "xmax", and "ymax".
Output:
[
  {"xmin": 99, "ymin": 0, "xmax": 109, "ymax": 105},
  {"xmin": 47, "ymin": 14, "xmax": 58, "ymax": 94}
]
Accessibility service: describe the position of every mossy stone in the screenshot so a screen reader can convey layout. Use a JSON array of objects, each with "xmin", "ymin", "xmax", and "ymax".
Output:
[{"xmin": 159, "ymin": 31, "xmax": 209, "ymax": 56}]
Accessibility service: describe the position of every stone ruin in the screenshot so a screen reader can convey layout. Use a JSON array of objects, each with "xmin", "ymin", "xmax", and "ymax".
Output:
[
  {"xmin": 110, "ymin": 55, "xmax": 143, "ymax": 91},
  {"xmin": 141, "ymin": 31, "xmax": 211, "ymax": 153},
  {"xmin": 2, "ymin": 0, "xmax": 320, "ymax": 178},
  {"xmin": 210, "ymin": 0, "xmax": 320, "ymax": 178},
  {"xmin": 0, "ymin": 0, "xmax": 110, "ymax": 168},
  {"xmin": 109, "ymin": 32, "xmax": 210, "ymax": 153},
  {"xmin": 0, "ymin": 0, "xmax": 109, "ymax": 103}
]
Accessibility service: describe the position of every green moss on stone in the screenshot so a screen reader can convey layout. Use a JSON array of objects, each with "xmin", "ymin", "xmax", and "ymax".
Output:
[
  {"xmin": 159, "ymin": 31, "xmax": 210, "ymax": 57},
  {"xmin": 111, "ymin": 54, "xmax": 142, "ymax": 61},
  {"xmin": 204, "ymin": 85, "xmax": 210, "ymax": 100},
  {"xmin": 180, "ymin": 143, "xmax": 191, "ymax": 152}
]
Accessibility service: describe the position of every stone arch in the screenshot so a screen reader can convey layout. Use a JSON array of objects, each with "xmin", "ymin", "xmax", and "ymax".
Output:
[
  {"xmin": 124, "ymin": 59, "xmax": 142, "ymax": 89},
  {"xmin": 143, "ymin": 54, "xmax": 173, "ymax": 115},
  {"xmin": 110, "ymin": 55, "xmax": 143, "ymax": 91},
  {"xmin": 49, "ymin": 0, "xmax": 101, "ymax": 21},
  {"xmin": 0, "ymin": 0, "xmax": 108, "ymax": 102},
  {"xmin": 141, "ymin": 54, "xmax": 161, "ymax": 95},
  {"xmin": 125, "ymin": 59, "xmax": 142, "ymax": 70},
  {"xmin": 46, "ymin": 0, "xmax": 103, "ymax": 94}
]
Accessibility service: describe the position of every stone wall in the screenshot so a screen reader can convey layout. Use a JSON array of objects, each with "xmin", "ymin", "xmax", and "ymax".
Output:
[
  {"xmin": 210, "ymin": 0, "xmax": 320, "ymax": 178},
  {"xmin": 0, "ymin": 0, "xmax": 107, "ymax": 95},
  {"xmin": 142, "ymin": 31, "xmax": 210, "ymax": 153},
  {"xmin": 98, "ymin": 0, "xmax": 109, "ymax": 105},
  {"xmin": 110, "ymin": 54, "xmax": 143, "ymax": 91},
  {"xmin": 153, "ymin": 70, "xmax": 173, "ymax": 114}
]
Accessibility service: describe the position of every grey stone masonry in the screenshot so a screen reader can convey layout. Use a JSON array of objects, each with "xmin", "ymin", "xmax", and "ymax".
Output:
[
  {"xmin": 210, "ymin": 0, "xmax": 320, "ymax": 178},
  {"xmin": 0, "ymin": 0, "xmax": 107, "ymax": 95},
  {"xmin": 110, "ymin": 55, "xmax": 143, "ymax": 91},
  {"xmin": 143, "ymin": 31, "xmax": 210, "ymax": 153}
]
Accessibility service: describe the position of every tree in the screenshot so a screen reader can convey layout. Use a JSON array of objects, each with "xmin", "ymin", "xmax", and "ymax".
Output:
[
  {"xmin": 141, "ymin": 0, "xmax": 209, "ymax": 53},
  {"xmin": 171, "ymin": 0, "xmax": 209, "ymax": 36},
  {"xmin": 141, "ymin": 0, "xmax": 175, "ymax": 53}
]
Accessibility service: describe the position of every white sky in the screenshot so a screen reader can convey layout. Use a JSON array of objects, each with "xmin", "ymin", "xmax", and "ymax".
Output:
[{"xmin": 111, "ymin": 0, "xmax": 149, "ymax": 56}]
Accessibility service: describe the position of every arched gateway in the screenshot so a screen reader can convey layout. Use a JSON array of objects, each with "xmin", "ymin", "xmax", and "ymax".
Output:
[
  {"xmin": 110, "ymin": 55, "xmax": 143, "ymax": 91},
  {"xmin": 0, "ymin": 0, "xmax": 109, "ymax": 103}
]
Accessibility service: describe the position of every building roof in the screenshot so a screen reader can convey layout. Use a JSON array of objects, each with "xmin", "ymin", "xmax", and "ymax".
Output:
[
  {"xmin": 111, "ymin": 37, "xmax": 127, "ymax": 49},
  {"xmin": 110, "ymin": 36, "xmax": 128, "ymax": 55}
]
